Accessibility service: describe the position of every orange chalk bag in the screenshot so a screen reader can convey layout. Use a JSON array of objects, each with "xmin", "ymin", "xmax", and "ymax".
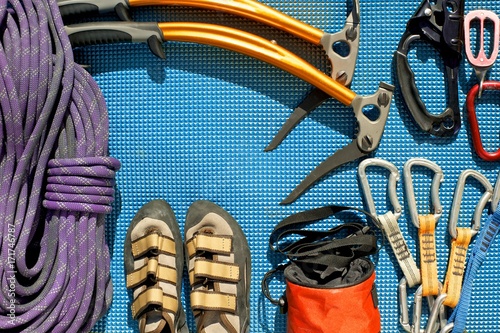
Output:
[{"xmin": 261, "ymin": 206, "xmax": 381, "ymax": 333}]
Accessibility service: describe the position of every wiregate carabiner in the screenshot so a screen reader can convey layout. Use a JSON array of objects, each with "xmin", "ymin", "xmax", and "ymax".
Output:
[
  {"xmin": 492, "ymin": 171, "xmax": 500, "ymax": 212},
  {"xmin": 399, "ymin": 278, "xmax": 445, "ymax": 333},
  {"xmin": 448, "ymin": 169, "xmax": 493, "ymax": 239},
  {"xmin": 404, "ymin": 158, "xmax": 444, "ymax": 228},
  {"xmin": 464, "ymin": 10, "xmax": 500, "ymax": 98},
  {"xmin": 466, "ymin": 80, "xmax": 500, "ymax": 162},
  {"xmin": 440, "ymin": 323, "xmax": 454, "ymax": 333},
  {"xmin": 395, "ymin": 0, "xmax": 464, "ymax": 137},
  {"xmin": 424, "ymin": 293, "xmax": 448, "ymax": 333},
  {"xmin": 358, "ymin": 158, "xmax": 402, "ymax": 225}
]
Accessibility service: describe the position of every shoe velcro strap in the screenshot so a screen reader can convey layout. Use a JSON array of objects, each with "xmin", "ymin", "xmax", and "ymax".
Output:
[
  {"xmin": 126, "ymin": 258, "xmax": 177, "ymax": 288},
  {"xmin": 131, "ymin": 287, "xmax": 178, "ymax": 319},
  {"xmin": 132, "ymin": 233, "xmax": 176, "ymax": 258},
  {"xmin": 189, "ymin": 259, "xmax": 240, "ymax": 284},
  {"xmin": 190, "ymin": 290, "xmax": 236, "ymax": 313},
  {"xmin": 186, "ymin": 234, "xmax": 232, "ymax": 258}
]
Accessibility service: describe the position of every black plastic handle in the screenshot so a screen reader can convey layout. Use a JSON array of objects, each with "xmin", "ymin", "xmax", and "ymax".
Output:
[
  {"xmin": 395, "ymin": 33, "xmax": 460, "ymax": 137},
  {"xmin": 66, "ymin": 22, "xmax": 165, "ymax": 58},
  {"xmin": 58, "ymin": 0, "xmax": 131, "ymax": 21},
  {"xmin": 59, "ymin": 3, "xmax": 99, "ymax": 17}
]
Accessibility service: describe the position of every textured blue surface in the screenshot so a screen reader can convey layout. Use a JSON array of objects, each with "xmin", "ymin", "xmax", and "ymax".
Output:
[{"xmin": 77, "ymin": 1, "xmax": 500, "ymax": 332}]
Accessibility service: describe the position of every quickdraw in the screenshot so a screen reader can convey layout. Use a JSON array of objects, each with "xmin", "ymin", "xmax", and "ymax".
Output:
[
  {"xmin": 444, "ymin": 173, "xmax": 500, "ymax": 333},
  {"xmin": 441, "ymin": 170, "xmax": 492, "ymax": 308},
  {"xmin": 404, "ymin": 158, "xmax": 443, "ymax": 297},
  {"xmin": 358, "ymin": 158, "xmax": 420, "ymax": 287}
]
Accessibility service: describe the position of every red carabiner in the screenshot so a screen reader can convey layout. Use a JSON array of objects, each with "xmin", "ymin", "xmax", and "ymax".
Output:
[{"xmin": 467, "ymin": 81, "xmax": 500, "ymax": 161}]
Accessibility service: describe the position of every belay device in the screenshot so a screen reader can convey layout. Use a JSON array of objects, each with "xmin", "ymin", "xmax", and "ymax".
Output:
[{"xmin": 262, "ymin": 205, "xmax": 381, "ymax": 333}]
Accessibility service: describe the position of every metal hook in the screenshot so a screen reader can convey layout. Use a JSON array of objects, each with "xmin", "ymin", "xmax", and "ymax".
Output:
[
  {"xmin": 358, "ymin": 158, "xmax": 402, "ymax": 226},
  {"xmin": 403, "ymin": 158, "xmax": 444, "ymax": 228},
  {"xmin": 448, "ymin": 169, "xmax": 493, "ymax": 239}
]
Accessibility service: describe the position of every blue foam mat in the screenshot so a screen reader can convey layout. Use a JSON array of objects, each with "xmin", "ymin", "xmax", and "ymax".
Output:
[{"xmin": 77, "ymin": 1, "xmax": 500, "ymax": 332}]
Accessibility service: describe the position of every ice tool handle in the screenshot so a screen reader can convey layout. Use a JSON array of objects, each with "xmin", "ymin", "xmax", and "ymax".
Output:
[
  {"xmin": 395, "ymin": 0, "xmax": 464, "ymax": 137},
  {"xmin": 66, "ymin": 21, "xmax": 359, "ymax": 104},
  {"xmin": 59, "ymin": 0, "xmax": 360, "ymax": 84}
]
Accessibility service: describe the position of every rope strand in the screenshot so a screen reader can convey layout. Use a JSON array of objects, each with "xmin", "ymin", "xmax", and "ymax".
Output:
[{"xmin": 0, "ymin": 1, "xmax": 119, "ymax": 331}]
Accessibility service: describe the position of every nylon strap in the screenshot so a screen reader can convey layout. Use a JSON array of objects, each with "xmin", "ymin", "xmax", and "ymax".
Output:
[
  {"xmin": 442, "ymin": 227, "xmax": 473, "ymax": 308},
  {"xmin": 186, "ymin": 234, "xmax": 233, "ymax": 258},
  {"xmin": 131, "ymin": 287, "xmax": 178, "ymax": 319},
  {"xmin": 126, "ymin": 258, "xmax": 177, "ymax": 288},
  {"xmin": 448, "ymin": 210, "xmax": 500, "ymax": 333},
  {"xmin": 268, "ymin": 205, "xmax": 377, "ymax": 280},
  {"xmin": 131, "ymin": 233, "xmax": 176, "ymax": 258},
  {"xmin": 378, "ymin": 212, "xmax": 421, "ymax": 287},
  {"xmin": 190, "ymin": 259, "xmax": 240, "ymax": 284},
  {"xmin": 419, "ymin": 214, "xmax": 439, "ymax": 296},
  {"xmin": 190, "ymin": 290, "xmax": 236, "ymax": 313}
]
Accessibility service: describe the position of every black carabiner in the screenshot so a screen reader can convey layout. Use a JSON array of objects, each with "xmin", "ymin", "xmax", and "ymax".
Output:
[{"xmin": 395, "ymin": 0, "xmax": 464, "ymax": 137}]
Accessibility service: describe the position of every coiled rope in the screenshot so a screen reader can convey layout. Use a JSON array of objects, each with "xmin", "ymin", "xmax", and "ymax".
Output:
[{"xmin": 0, "ymin": 0, "xmax": 119, "ymax": 332}]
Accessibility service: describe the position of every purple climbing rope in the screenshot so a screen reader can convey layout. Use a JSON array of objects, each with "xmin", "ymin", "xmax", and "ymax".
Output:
[{"xmin": 0, "ymin": 0, "xmax": 119, "ymax": 332}]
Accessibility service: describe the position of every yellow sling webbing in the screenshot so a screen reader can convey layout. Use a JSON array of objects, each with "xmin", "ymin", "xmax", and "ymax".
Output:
[
  {"xmin": 419, "ymin": 214, "xmax": 439, "ymax": 296},
  {"xmin": 442, "ymin": 227, "xmax": 473, "ymax": 307}
]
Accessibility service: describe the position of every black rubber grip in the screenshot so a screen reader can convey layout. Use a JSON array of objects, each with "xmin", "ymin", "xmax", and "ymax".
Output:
[
  {"xmin": 395, "ymin": 50, "xmax": 427, "ymax": 128},
  {"xmin": 59, "ymin": 3, "xmax": 99, "ymax": 17},
  {"xmin": 69, "ymin": 30, "xmax": 133, "ymax": 47},
  {"xmin": 395, "ymin": 49, "xmax": 458, "ymax": 137}
]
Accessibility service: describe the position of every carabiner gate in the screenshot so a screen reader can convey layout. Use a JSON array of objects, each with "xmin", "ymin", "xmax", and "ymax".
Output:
[
  {"xmin": 358, "ymin": 158, "xmax": 402, "ymax": 225},
  {"xmin": 492, "ymin": 171, "xmax": 500, "ymax": 212},
  {"xmin": 399, "ymin": 278, "xmax": 445, "ymax": 333},
  {"xmin": 467, "ymin": 81, "xmax": 500, "ymax": 162},
  {"xmin": 403, "ymin": 158, "xmax": 444, "ymax": 228},
  {"xmin": 448, "ymin": 169, "xmax": 493, "ymax": 239}
]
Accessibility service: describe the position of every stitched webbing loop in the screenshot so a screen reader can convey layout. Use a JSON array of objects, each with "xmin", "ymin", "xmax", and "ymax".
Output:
[
  {"xmin": 379, "ymin": 212, "xmax": 420, "ymax": 287},
  {"xmin": 418, "ymin": 214, "xmax": 439, "ymax": 296},
  {"xmin": 442, "ymin": 227, "xmax": 473, "ymax": 307}
]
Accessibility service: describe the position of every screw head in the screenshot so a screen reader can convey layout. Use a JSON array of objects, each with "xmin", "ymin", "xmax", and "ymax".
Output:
[
  {"xmin": 346, "ymin": 27, "xmax": 357, "ymax": 41},
  {"xmin": 377, "ymin": 92, "xmax": 390, "ymax": 107},
  {"xmin": 336, "ymin": 71, "xmax": 348, "ymax": 85},
  {"xmin": 361, "ymin": 135, "xmax": 374, "ymax": 150}
]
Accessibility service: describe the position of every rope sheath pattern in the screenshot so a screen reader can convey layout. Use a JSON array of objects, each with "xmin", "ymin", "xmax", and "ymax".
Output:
[{"xmin": 0, "ymin": 1, "xmax": 119, "ymax": 332}]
